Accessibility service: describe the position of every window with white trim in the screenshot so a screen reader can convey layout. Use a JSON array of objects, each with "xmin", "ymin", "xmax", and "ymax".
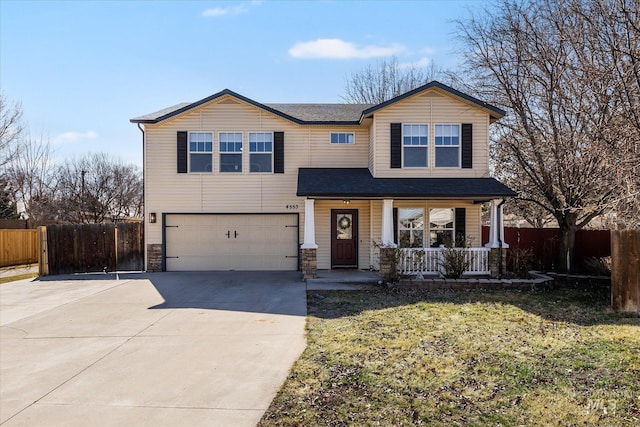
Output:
[
  {"xmin": 398, "ymin": 208, "xmax": 424, "ymax": 248},
  {"xmin": 249, "ymin": 132, "xmax": 272, "ymax": 173},
  {"xmin": 435, "ymin": 124, "xmax": 460, "ymax": 167},
  {"xmin": 219, "ymin": 132, "xmax": 243, "ymax": 173},
  {"xmin": 403, "ymin": 124, "xmax": 428, "ymax": 167},
  {"xmin": 189, "ymin": 132, "xmax": 213, "ymax": 172},
  {"xmin": 330, "ymin": 132, "xmax": 355, "ymax": 144},
  {"xmin": 429, "ymin": 208, "xmax": 454, "ymax": 247}
]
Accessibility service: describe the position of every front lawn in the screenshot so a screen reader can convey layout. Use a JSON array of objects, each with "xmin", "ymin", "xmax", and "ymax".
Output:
[{"xmin": 260, "ymin": 284, "xmax": 640, "ymax": 426}]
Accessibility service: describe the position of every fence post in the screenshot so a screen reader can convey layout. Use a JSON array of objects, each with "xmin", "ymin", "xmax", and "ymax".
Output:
[
  {"xmin": 611, "ymin": 229, "xmax": 639, "ymax": 313},
  {"xmin": 114, "ymin": 225, "xmax": 119, "ymax": 272},
  {"xmin": 38, "ymin": 226, "xmax": 48, "ymax": 276}
]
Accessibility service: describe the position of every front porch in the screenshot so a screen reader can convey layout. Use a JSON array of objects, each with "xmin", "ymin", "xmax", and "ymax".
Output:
[{"xmin": 297, "ymin": 168, "xmax": 516, "ymax": 280}]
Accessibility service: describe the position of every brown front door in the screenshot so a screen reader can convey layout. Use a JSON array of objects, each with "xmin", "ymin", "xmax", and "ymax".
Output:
[{"xmin": 331, "ymin": 209, "xmax": 358, "ymax": 268}]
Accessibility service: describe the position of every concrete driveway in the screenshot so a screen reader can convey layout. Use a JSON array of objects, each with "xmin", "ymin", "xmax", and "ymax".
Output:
[{"xmin": 0, "ymin": 271, "xmax": 306, "ymax": 426}]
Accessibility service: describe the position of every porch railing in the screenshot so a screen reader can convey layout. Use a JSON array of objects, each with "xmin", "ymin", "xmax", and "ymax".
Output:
[{"xmin": 398, "ymin": 247, "xmax": 491, "ymax": 276}]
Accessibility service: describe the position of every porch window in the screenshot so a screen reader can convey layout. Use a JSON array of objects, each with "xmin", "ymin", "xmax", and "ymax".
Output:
[
  {"xmin": 398, "ymin": 208, "xmax": 424, "ymax": 248},
  {"xmin": 435, "ymin": 124, "xmax": 460, "ymax": 167},
  {"xmin": 429, "ymin": 208, "xmax": 454, "ymax": 247},
  {"xmin": 249, "ymin": 132, "xmax": 273, "ymax": 173},
  {"xmin": 403, "ymin": 124, "xmax": 428, "ymax": 167},
  {"xmin": 219, "ymin": 132, "xmax": 243, "ymax": 172},
  {"xmin": 189, "ymin": 132, "xmax": 213, "ymax": 172}
]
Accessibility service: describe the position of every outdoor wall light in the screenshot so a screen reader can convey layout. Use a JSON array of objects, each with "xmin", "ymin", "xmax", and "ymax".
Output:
[
  {"xmin": 149, "ymin": 212, "xmax": 157, "ymax": 223},
  {"xmin": 343, "ymin": 200, "xmax": 350, "ymax": 205}
]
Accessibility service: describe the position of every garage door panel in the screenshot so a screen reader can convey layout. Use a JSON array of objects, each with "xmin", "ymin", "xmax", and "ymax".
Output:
[{"xmin": 165, "ymin": 214, "xmax": 298, "ymax": 271}]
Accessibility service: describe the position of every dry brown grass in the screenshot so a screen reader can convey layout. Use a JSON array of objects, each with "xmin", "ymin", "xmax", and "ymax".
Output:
[{"xmin": 260, "ymin": 284, "xmax": 640, "ymax": 426}]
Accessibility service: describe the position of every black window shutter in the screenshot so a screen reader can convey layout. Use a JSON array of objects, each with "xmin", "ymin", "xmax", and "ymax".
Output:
[
  {"xmin": 393, "ymin": 208, "xmax": 398, "ymax": 245},
  {"xmin": 390, "ymin": 123, "xmax": 402, "ymax": 168},
  {"xmin": 274, "ymin": 131, "xmax": 284, "ymax": 173},
  {"xmin": 461, "ymin": 123, "xmax": 472, "ymax": 169},
  {"xmin": 455, "ymin": 208, "xmax": 466, "ymax": 246},
  {"xmin": 177, "ymin": 131, "xmax": 187, "ymax": 173}
]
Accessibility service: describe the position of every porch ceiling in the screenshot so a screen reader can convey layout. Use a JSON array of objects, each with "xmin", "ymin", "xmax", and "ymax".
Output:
[{"xmin": 296, "ymin": 168, "xmax": 517, "ymax": 200}]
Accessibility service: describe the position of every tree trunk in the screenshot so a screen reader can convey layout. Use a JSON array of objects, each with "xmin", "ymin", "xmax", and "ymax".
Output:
[{"xmin": 557, "ymin": 218, "xmax": 577, "ymax": 273}]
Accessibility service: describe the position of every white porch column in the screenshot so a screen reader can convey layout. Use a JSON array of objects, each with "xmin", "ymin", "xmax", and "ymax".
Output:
[
  {"xmin": 485, "ymin": 199, "xmax": 509, "ymax": 248},
  {"xmin": 498, "ymin": 200, "xmax": 509, "ymax": 248},
  {"xmin": 381, "ymin": 199, "xmax": 396, "ymax": 247},
  {"xmin": 301, "ymin": 198, "xmax": 318, "ymax": 249}
]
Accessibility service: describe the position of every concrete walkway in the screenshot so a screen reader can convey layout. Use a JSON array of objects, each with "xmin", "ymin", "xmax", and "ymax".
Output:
[{"xmin": 0, "ymin": 272, "xmax": 306, "ymax": 427}]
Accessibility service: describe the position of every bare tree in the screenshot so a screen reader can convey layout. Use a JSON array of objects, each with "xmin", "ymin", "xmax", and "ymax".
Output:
[
  {"xmin": 342, "ymin": 56, "xmax": 443, "ymax": 104},
  {"xmin": 0, "ymin": 175, "xmax": 19, "ymax": 219},
  {"xmin": 55, "ymin": 153, "xmax": 142, "ymax": 223},
  {"xmin": 456, "ymin": 0, "xmax": 640, "ymax": 271},
  {"xmin": 0, "ymin": 93, "xmax": 23, "ymax": 169},
  {"xmin": 6, "ymin": 131, "xmax": 58, "ymax": 226}
]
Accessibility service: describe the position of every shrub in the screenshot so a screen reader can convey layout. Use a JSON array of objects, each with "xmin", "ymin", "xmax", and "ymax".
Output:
[
  {"xmin": 582, "ymin": 256, "xmax": 612, "ymax": 276},
  {"xmin": 439, "ymin": 246, "xmax": 471, "ymax": 278},
  {"xmin": 506, "ymin": 247, "xmax": 534, "ymax": 278}
]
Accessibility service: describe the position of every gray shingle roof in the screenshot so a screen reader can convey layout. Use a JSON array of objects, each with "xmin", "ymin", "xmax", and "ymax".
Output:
[
  {"xmin": 265, "ymin": 103, "xmax": 374, "ymax": 123},
  {"xmin": 130, "ymin": 102, "xmax": 191, "ymax": 123},
  {"xmin": 297, "ymin": 168, "xmax": 516, "ymax": 199},
  {"xmin": 130, "ymin": 82, "xmax": 505, "ymax": 124}
]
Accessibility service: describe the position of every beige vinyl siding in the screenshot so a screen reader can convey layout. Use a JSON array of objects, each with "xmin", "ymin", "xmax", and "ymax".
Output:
[
  {"xmin": 314, "ymin": 200, "xmax": 372, "ymax": 270},
  {"xmin": 372, "ymin": 88, "xmax": 491, "ymax": 178},
  {"xmin": 368, "ymin": 120, "xmax": 376, "ymax": 174},
  {"xmin": 144, "ymin": 95, "xmax": 370, "ymax": 247}
]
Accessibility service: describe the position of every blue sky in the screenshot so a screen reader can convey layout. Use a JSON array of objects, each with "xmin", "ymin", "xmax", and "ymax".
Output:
[{"xmin": 1, "ymin": 0, "xmax": 485, "ymax": 167}]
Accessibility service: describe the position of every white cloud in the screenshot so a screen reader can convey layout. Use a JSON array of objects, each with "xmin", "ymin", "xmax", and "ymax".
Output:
[
  {"xmin": 399, "ymin": 57, "xmax": 431, "ymax": 70},
  {"xmin": 288, "ymin": 38, "xmax": 405, "ymax": 59},
  {"xmin": 53, "ymin": 130, "xmax": 98, "ymax": 145},
  {"xmin": 202, "ymin": 1, "xmax": 258, "ymax": 17}
]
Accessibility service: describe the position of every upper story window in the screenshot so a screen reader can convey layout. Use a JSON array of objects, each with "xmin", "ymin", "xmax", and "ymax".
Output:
[
  {"xmin": 219, "ymin": 132, "xmax": 243, "ymax": 173},
  {"xmin": 398, "ymin": 208, "xmax": 424, "ymax": 248},
  {"xmin": 189, "ymin": 132, "xmax": 213, "ymax": 172},
  {"xmin": 330, "ymin": 132, "xmax": 355, "ymax": 144},
  {"xmin": 249, "ymin": 132, "xmax": 272, "ymax": 173},
  {"xmin": 435, "ymin": 124, "xmax": 460, "ymax": 167},
  {"xmin": 403, "ymin": 124, "xmax": 428, "ymax": 168},
  {"xmin": 429, "ymin": 208, "xmax": 454, "ymax": 247}
]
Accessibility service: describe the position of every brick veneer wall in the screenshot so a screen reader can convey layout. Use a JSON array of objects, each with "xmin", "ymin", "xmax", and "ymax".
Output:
[
  {"xmin": 301, "ymin": 248, "xmax": 317, "ymax": 280},
  {"xmin": 147, "ymin": 243, "xmax": 163, "ymax": 272},
  {"xmin": 489, "ymin": 247, "xmax": 508, "ymax": 278}
]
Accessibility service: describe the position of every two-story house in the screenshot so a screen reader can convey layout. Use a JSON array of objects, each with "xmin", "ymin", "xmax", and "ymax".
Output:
[{"xmin": 131, "ymin": 81, "xmax": 515, "ymax": 277}]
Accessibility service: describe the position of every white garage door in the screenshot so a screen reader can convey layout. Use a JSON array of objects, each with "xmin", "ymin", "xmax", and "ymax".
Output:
[{"xmin": 165, "ymin": 214, "xmax": 299, "ymax": 271}]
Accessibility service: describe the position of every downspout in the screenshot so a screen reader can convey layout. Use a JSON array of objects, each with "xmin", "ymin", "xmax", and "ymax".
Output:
[
  {"xmin": 497, "ymin": 198, "xmax": 507, "ymax": 276},
  {"xmin": 137, "ymin": 123, "xmax": 146, "ymax": 271}
]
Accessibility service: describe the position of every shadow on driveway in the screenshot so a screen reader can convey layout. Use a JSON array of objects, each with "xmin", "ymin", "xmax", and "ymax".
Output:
[{"xmin": 35, "ymin": 270, "xmax": 307, "ymax": 317}]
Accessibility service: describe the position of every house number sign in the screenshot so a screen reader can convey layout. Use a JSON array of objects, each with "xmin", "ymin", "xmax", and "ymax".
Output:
[{"xmin": 286, "ymin": 204, "xmax": 299, "ymax": 210}]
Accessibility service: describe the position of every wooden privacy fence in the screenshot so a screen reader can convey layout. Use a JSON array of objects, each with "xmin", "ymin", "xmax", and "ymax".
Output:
[
  {"xmin": 0, "ymin": 229, "xmax": 38, "ymax": 267},
  {"xmin": 611, "ymin": 230, "xmax": 639, "ymax": 313},
  {"xmin": 42, "ymin": 223, "xmax": 143, "ymax": 275},
  {"xmin": 482, "ymin": 226, "xmax": 611, "ymax": 271}
]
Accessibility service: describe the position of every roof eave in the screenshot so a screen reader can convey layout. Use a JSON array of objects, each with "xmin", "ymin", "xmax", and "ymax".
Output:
[
  {"xmin": 359, "ymin": 81, "xmax": 506, "ymax": 122},
  {"xmin": 131, "ymin": 89, "xmax": 310, "ymax": 125}
]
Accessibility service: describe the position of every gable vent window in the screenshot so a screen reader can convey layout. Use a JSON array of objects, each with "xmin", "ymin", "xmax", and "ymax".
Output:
[
  {"xmin": 219, "ymin": 132, "xmax": 243, "ymax": 172},
  {"xmin": 189, "ymin": 132, "xmax": 213, "ymax": 173},
  {"xmin": 435, "ymin": 124, "xmax": 460, "ymax": 167},
  {"xmin": 403, "ymin": 124, "xmax": 428, "ymax": 168},
  {"xmin": 249, "ymin": 132, "xmax": 273, "ymax": 173},
  {"xmin": 330, "ymin": 132, "xmax": 355, "ymax": 144}
]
